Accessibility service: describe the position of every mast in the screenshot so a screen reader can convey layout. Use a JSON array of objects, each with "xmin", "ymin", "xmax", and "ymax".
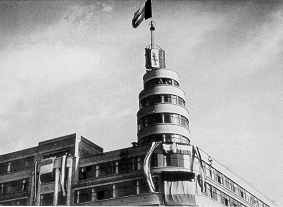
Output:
[{"xmin": 150, "ymin": 21, "xmax": 156, "ymax": 48}]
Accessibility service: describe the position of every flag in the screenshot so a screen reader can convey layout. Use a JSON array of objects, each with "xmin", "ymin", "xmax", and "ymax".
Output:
[
  {"xmin": 60, "ymin": 155, "xmax": 67, "ymax": 196},
  {"xmin": 190, "ymin": 145, "xmax": 195, "ymax": 172},
  {"xmin": 40, "ymin": 157, "xmax": 55, "ymax": 183},
  {"xmin": 40, "ymin": 157, "xmax": 55, "ymax": 174},
  {"xmin": 195, "ymin": 146, "xmax": 205, "ymax": 192},
  {"xmin": 143, "ymin": 142, "xmax": 161, "ymax": 192},
  {"xmin": 163, "ymin": 171, "xmax": 196, "ymax": 205},
  {"xmin": 132, "ymin": 0, "xmax": 152, "ymax": 28}
]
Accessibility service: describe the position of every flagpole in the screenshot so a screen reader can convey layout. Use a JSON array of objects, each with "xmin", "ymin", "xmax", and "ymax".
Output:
[{"xmin": 150, "ymin": 21, "xmax": 155, "ymax": 49}]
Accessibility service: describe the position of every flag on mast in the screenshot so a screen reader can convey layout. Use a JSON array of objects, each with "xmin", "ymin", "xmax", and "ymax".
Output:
[{"xmin": 132, "ymin": 0, "xmax": 152, "ymax": 28}]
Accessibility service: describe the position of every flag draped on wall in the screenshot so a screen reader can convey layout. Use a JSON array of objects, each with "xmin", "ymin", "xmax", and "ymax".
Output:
[
  {"xmin": 132, "ymin": 0, "xmax": 152, "ymax": 28},
  {"xmin": 40, "ymin": 157, "xmax": 55, "ymax": 183},
  {"xmin": 60, "ymin": 155, "xmax": 67, "ymax": 196},
  {"xmin": 40, "ymin": 157, "xmax": 55, "ymax": 174},
  {"xmin": 196, "ymin": 146, "xmax": 205, "ymax": 192},
  {"xmin": 191, "ymin": 146, "xmax": 206, "ymax": 193},
  {"xmin": 163, "ymin": 171, "xmax": 196, "ymax": 205}
]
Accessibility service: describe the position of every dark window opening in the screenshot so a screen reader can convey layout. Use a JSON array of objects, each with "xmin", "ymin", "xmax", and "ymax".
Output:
[{"xmin": 40, "ymin": 193, "xmax": 53, "ymax": 206}]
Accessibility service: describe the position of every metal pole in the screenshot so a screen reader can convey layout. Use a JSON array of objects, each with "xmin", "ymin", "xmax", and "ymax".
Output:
[{"xmin": 150, "ymin": 21, "xmax": 155, "ymax": 48}]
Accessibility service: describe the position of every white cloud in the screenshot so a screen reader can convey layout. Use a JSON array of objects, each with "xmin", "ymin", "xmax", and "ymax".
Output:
[
  {"xmin": 0, "ymin": 3, "xmax": 115, "ymax": 130},
  {"xmin": 102, "ymin": 4, "xmax": 113, "ymax": 12}
]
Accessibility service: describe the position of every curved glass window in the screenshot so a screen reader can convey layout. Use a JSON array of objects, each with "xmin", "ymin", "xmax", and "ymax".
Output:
[
  {"xmin": 139, "ymin": 94, "xmax": 185, "ymax": 109},
  {"xmin": 138, "ymin": 133, "xmax": 190, "ymax": 145},
  {"xmin": 144, "ymin": 78, "xmax": 179, "ymax": 89},
  {"xmin": 138, "ymin": 113, "xmax": 189, "ymax": 130}
]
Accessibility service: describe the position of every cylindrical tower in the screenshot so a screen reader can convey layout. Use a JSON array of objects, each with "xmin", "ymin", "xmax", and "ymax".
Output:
[{"xmin": 137, "ymin": 33, "xmax": 190, "ymax": 146}]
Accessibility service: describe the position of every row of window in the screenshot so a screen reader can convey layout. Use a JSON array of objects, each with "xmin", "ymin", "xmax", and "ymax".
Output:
[
  {"xmin": 206, "ymin": 183, "xmax": 246, "ymax": 207},
  {"xmin": 138, "ymin": 113, "xmax": 189, "ymax": 130},
  {"xmin": 79, "ymin": 152, "xmax": 193, "ymax": 181},
  {"xmin": 138, "ymin": 133, "xmax": 190, "ymax": 145},
  {"xmin": 0, "ymin": 157, "xmax": 34, "ymax": 175},
  {"xmin": 139, "ymin": 94, "xmax": 185, "ymax": 109},
  {"xmin": 144, "ymin": 78, "xmax": 179, "ymax": 89},
  {"xmin": 75, "ymin": 178, "xmax": 158, "ymax": 204},
  {"xmin": 204, "ymin": 162, "xmax": 269, "ymax": 207},
  {"xmin": 0, "ymin": 179, "xmax": 29, "ymax": 195},
  {"xmin": 0, "ymin": 198, "xmax": 28, "ymax": 206},
  {"xmin": 79, "ymin": 156, "xmax": 144, "ymax": 180}
]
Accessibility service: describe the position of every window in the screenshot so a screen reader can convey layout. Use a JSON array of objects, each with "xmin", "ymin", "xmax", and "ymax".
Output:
[
  {"xmin": 96, "ymin": 185, "xmax": 113, "ymax": 200},
  {"xmin": 22, "ymin": 179, "xmax": 28, "ymax": 191},
  {"xmin": 138, "ymin": 113, "xmax": 189, "ymax": 131},
  {"xmin": 40, "ymin": 169, "xmax": 55, "ymax": 183},
  {"xmin": 10, "ymin": 157, "xmax": 34, "ymax": 172},
  {"xmin": 214, "ymin": 170, "xmax": 223, "ymax": 184},
  {"xmin": 0, "ymin": 163, "xmax": 8, "ymax": 174},
  {"xmin": 77, "ymin": 188, "xmax": 92, "ymax": 203},
  {"xmin": 172, "ymin": 114, "xmax": 180, "ymax": 124},
  {"xmin": 0, "ymin": 178, "xmax": 29, "ymax": 195},
  {"xmin": 119, "ymin": 158, "xmax": 134, "ymax": 174},
  {"xmin": 58, "ymin": 191, "xmax": 67, "ymax": 205},
  {"xmin": 178, "ymin": 97, "xmax": 185, "ymax": 106},
  {"xmin": 174, "ymin": 80, "xmax": 179, "ymax": 86},
  {"xmin": 164, "ymin": 94, "xmax": 172, "ymax": 103},
  {"xmin": 230, "ymin": 181, "xmax": 236, "ymax": 192},
  {"xmin": 163, "ymin": 113, "xmax": 172, "ymax": 123},
  {"xmin": 144, "ymin": 78, "xmax": 179, "ymax": 89},
  {"xmin": 98, "ymin": 162, "xmax": 116, "ymax": 177},
  {"xmin": 79, "ymin": 165, "xmax": 97, "ymax": 180},
  {"xmin": 140, "ymin": 94, "xmax": 185, "ymax": 109},
  {"xmin": 207, "ymin": 165, "xmax": 213, "ymax": 178},
  {"xmin": 0, "ymin": 184, "xmax": 3, "ymax": 194},
  {"xmin": 150, "ymin": 153, "xmax": 158, "ymax": 167},
  {"xmin": 0, "ymin": 159, "xmax": 32, "ymax": 175},
  {"xmin": 165, "ymin": 154, "xmax": 189, "ymax": 167},
  {"xmin": 211, "ymin": 186, "xmax": 217, "ymax": 201},
  {"xmin": 40, "ymin": 193, "xmax": 53, "ymax": 206},
  {"xmin": 115, "ymin": 181, "xmax": 137, "ymax": 197},
  {"xmin": 153, "ymin": 114, "xmax": 162, "ymax": 123},
  {"xmin": 1, "ymin": 198, "xmax": 28, "ymax": 206},
  {"xmin": 225, "ymin": 177, "xmax": 233, "ymax": 190},
  {"xmin": 238, "ymin": 186, "xmax": 246, "ymax": 199},
  {"xmin": 221, "ymin": 192, "xmax": 230, "ymax": 206}
]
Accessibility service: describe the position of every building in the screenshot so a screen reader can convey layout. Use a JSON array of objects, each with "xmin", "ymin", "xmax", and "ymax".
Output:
[
  {"xmin": 0, "ymin": 134, "xmax": 102, "ymax": 206},
  {"xmin": 0, "ymin": 22, "xmax": 277, "ymax": 206}
]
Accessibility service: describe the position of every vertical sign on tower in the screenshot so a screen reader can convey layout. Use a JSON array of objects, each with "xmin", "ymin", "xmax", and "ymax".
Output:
[
  {"xmin": 145, "ymin": 47, "xmax": 166, "ymax": 69},
  {"xmin": 151, "ymin": 49, "xmax": 160, "ymax": 68}
]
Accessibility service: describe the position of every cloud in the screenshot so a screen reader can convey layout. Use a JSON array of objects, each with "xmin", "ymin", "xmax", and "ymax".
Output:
[
  {"xmin": 102, "ymin": 4, "xmax": 113, "ymax": 12},
  {"xmin": 0, "ymin": 2, "xmax": 117, "ymax": 131}
]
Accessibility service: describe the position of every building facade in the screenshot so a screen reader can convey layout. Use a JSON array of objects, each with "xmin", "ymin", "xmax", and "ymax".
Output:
[{"xmin": 0, "ymin": 25, "xmax": 277, "ymax": 207}]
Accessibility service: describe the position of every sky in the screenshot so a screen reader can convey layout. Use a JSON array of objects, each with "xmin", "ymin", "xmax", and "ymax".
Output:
[{"xmin": 0, "ymin": 0, "xmax": 282, "ymax": 205}]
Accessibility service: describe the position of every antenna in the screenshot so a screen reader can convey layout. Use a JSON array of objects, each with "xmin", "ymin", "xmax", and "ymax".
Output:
[{"xmin": 149, "ymin": 21, "xmax": 156, "ymax": 48}]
